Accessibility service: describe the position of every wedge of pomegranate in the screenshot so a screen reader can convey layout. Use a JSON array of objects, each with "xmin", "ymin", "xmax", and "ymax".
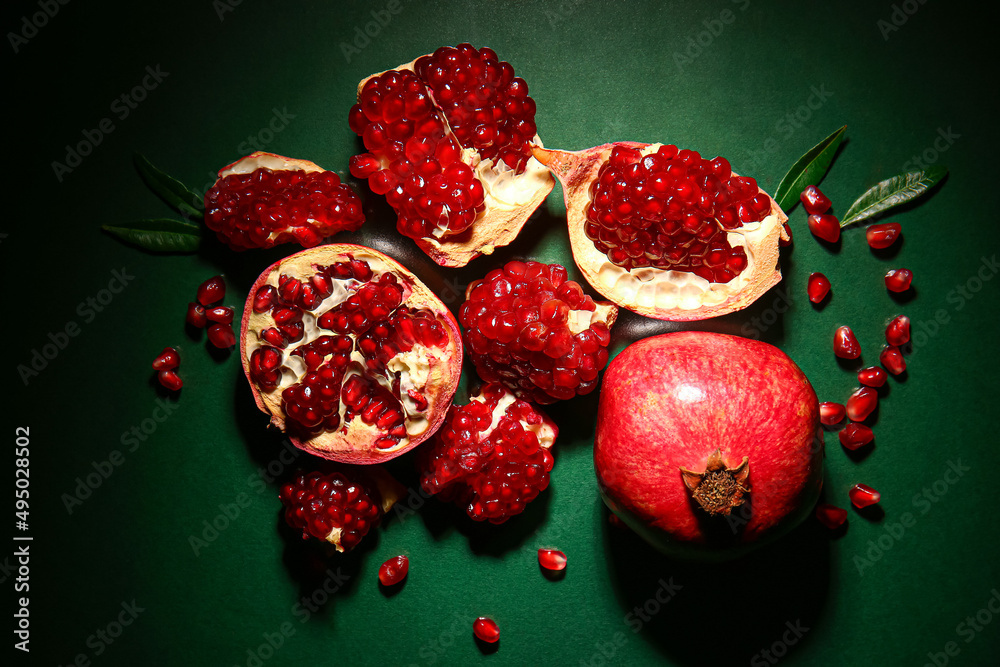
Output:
[
  {"xmin": 348, "ymin": 44, "xmax": 554, "ymax": 267},
  {"xmin": 533, "ymin": 143, "xmax": 788, "ymax": 320},
  {"xmin": 205, "ymin": 152, "xmax": 364, "ymax": 251},
  {"xmin": 240, "ymin": 244, "xmax": 462, "ymax": 464}
]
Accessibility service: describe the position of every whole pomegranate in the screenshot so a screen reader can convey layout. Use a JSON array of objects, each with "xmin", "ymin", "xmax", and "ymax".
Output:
[
  {"xmin": 240, "ymin": 244, "xmax": 462, "ymax": 464},
  {"xmin": 594, "ymin": 332, "xmax": 821, "ymax": 559}
]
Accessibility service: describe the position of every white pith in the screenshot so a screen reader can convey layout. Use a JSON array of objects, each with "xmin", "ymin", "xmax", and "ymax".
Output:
[
  {"xmin": 470, "ymin": 389, "xmax": 556, "ymax": 449},
  {"xmin": 567, "ymin": 302, "xmax": 616, "ymax": 335}
]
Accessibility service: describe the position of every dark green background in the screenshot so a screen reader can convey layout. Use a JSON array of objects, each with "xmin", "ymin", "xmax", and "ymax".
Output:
[{"xmin": 7, "ymin": 1, "xmax": 999, "ymax": 665}]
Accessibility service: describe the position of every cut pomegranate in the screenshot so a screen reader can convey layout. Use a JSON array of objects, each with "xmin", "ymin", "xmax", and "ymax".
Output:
[
  {"xmin": 538, "ymin": 548, "xmax": 567, "ymax": 571},
  {"xmin": 815, "ymin": 504, "xmax": 847, "ymax": 529},
  {"xmin": 858, "ymin": 366, "xmax": 887, "ymax": 388},
  {"xmin": 152, "ymin": 347, "xmax": 180, "ymax": 371},
  {"xmin": 846, "ymin": 387, "xmax": 878, "ymax": 422},
  {"xmin": 459, "ymin": 260, "xmax": 617, "ymax": 403},
  {"xmin": 533, "ymin": 142, "xmax": 787, "ymax": 321},
  {"xmin": 819, "ymin": 402, "xmax": 846, "ymax": 426},
  {"xmin": 419, "ymin": 383, "xmax": 557, "ymax": 523},
  {"xmin": 186, "ymin": 302, "xmax": 208, "ymax": 328},
  {"xmin": 378, "ymin": 555, "xmax": 409, "ymax": 586},
  {"xmin": 833, "ymin": 326, "xmax": 861, "ymax": 359},
  {"xmin": 800, "ymin": 185, "xmax": 832, "ymax": 214},
  {"xmin": 807, "ymin": 273, "xmax": 831, "ymax": 303},
  {"xmin": 866, "ymin": 222, "xmax": 902, "ymax": 249},
  {"xmin": 349, "ymin": 44, "xmax": 554, "ymax": 267},
  {"xmin": 880, "ymin": 345, "xmax": 907, "ymax": 375},
  {"xmin": 197, "ymin": 276, "xmax": 226, "ymax": 306},
  {"xmin": 158, "ymin": 369, "xmax": 183, "ymax": 391},
  {"xmin": 885, "ymin": 315, "xmax": 911, "ymax": 346},
  {"xmin": 885, "ymin": 268, "xmax": 913, "ymax": 292},
  {"xmin": 473, "ymin": 617, "xmax": 500, "ymax": 643},
  {"xmin": 205, "ymin": 152, "xmax": 364, "ymax": 251},
  {"xmin": 240, "ymin": 244, "xmax": 462, "ymax": 464},
  {"xmin": 849, "ymin": 483, "xmax": 881, "ymax": 509},
  {"xmin": 839, "ymin": 423, "xmax": 874, "ymax": 450},
  {"xmin": 808, "ymin": 214, "xmax": 841, "ymax": 243},
  {"xmin": 207, "ymin": 323, "xmax": 236, "ymax": 349}
]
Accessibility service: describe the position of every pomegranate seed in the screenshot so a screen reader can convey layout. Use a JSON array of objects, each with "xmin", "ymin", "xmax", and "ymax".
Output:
[
  {"xmin": 885, "ymin": 268, "xmax": 913, "ymax": 292},
  {"xmin": 839, "ymin": 423, "xmax": 874, "ymax": 450},
  {"xmin": 205, "ymin": 306, "xmax": 234, "ymax": 324},
  {"xmin": 799, "ymin": 185, "xmax": 832, "ymax": 214},
  {"xmin": 207, "ymin": 323, "xmax": 236, "ymax": 348},
  {"xmin": 866, "ymin": 222, "xmax": 901, "ymax": 249},
  {"xmin": 819, "ymin": 402, "xmax": 846, "ymax": 426},
  {"xmin": 779, "ymin": 221, "xmax": 793, "ymax": 247},
  {"xmin": 846, "ymin": 387, "xmax": 878, "ymax": 422},
  {"xmin": 857, "ymin": 366, "xmax": 887, "ymax": 388},
  {"xmin": 807, "ymin": 272, "xmax": 831, "ymax": 303},
  {"xmin": 254, "ymin": 284, "xmax": 278, "ymax": 313},
  {"xmin": 186, "ymin": 302, "xmax": 207, "ymax": 328},
  {"xmin": 152, "ymin": 347, "xmax": 180, "ymax": 371},
  {"xmin": 473, "ymin": 617, "xmax": 500, "ymax": 643},
  {"xmin": 807, "ymin": 214, "xmax": 840, "ymax": 243},
  {"xmin": 279, "ymin": 471, "xmax": 383, "ymax": 551},
  {"xmin": 833, "ymin": 326, "xmax": 861, "ymax": 359},
  {"xmin": 849, "ymin": 483, "xmax": 881, "ymax": 509},
  {"xmin": 197, "ymin": 275, "xmax": 226, "ymax": 306},
  {"xmin": 538, "ymin": 548, "xmax": 567, "ymax": 571},
  {"xmin": 815, "ymin": 504, "xmax": 847, "ymax": 529},
  {"xmin": 378, "ymin": 555, "xmax": 409, "ymax": 586},
  {"xmin": 880, "ymin": 345, "xmax": 906, "ymax": 375},
  {"xmin": 158, "ymin": 369, "xmax": 183, "ymax": 391},
  {"xmin": 885, "ymin": 315, "xmax": 910, "ymax": 346}
]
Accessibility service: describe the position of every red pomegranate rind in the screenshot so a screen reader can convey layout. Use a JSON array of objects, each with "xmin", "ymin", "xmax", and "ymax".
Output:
[
  {"xmin": 240, "ymin": 244, "xmax": 462, "ymax": 464},
  {"xmin": 533, "ymin": 143, "xmax": 787, "ymax": 321},
  {"xmin": 419, "ymin": 383, "xmax": 558, "ymax": 524},
  {"xmin": 205, "ymin": 152, "xmax": 364, "ymax": 251}
]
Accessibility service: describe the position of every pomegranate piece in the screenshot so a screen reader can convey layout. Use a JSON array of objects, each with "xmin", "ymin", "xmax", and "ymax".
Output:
[
  {"xmin": 808, "ymin": 214, "xmax": 841, "ymax": 243},
  {"xmin": 849, "ymin": 483, "xmax": 881, "ymax": 509},
  {"xmin": 885, "ymin": 315, "xmax": 911, "ymax": 346},
  {"xmin": 885, "ymin": 268, "xmax": 913, "ymax": 292},
  {"xmin": 538, "ymin": 548, "xmax": 567, "ymax": 571},
  {"xmin": 186, "ymin": 302, "xmax": 208, "ymax": 328},
  {"xmin": 197, "ymin": 275, "xmax": 226, "ymax": 306},
  {"xmin": 858, "ymin": 366, "xmax": 887, "ymax": 388},
  {"xmin": 419, "ymin": 383, "xmax": 558, "ymax": 523},
  {"xmin": 800, "ymin": 185, "xmax": 832, "ymax": 214},
  {"xmin": 158, "ymin": 369, "xmax": 183, "ymax": 391},
  {"xmin": 378, "ymin": 555, "xmax": 409, "ymax": 586},
  {"xmin": 839, "ymin": 423, "xmax": 874, "ymax": 450},
  {"xmin": 460, "ymin": 260, "xmax": 617, "ymax": 404},
  {"xmin": 533, "ymin": 143, "xmax": 787, "ymax": 321},
  {"xmin": 815, "ymin": 504, "xmax": 848, "ymax": 529},
  {"xmin": 846, "ymin": 387, "xmax": 878, "ymax": 422},
  {"xmin": 207, "ymin": 323, "xmax": 236, "ymax": 349},
  {"xmin": 819, "ymin": 402, "xmax": 846, "ymax": 426},
  {"xmin": 880, "ymin": 345, "xmax": 907, "ymax": 375},
  {"xmin": 833, "ymin": 326, "xmax": 861, "ymax": 359},
  {"xmin": 807, "ymin": 272, "xmax": 831, "ymax": 303},
  {"xmin": 205, "ymin": 152, "xmax": 364, "ymax": 251},
  {"xmin": 780, "ymin": 221, "xmax": 793, "ymax": 247},
  {"xmin": 240, "ymin": 244, "xmax": 462, "ymax": 464},
  {"xmin": 152, "ymin": 347, "xmax": 180, "ymax": 371},
  {"xmin": 866, "ymin": 222, "xmax": 902, "ymax": 249},
  {"xmin": 473, "ymin": 617, "xmax": 500, "ymax": 643}
]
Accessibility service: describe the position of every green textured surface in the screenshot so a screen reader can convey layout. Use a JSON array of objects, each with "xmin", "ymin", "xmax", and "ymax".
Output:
[{"xmin": 6, "ymin": 1, "xmax": 1000, "ymax": 665}]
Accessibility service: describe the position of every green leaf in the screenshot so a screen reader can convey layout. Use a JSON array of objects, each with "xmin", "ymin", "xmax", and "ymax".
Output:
[
  {"xmin": 774, "ymin": 125, "xmax": 847, "ymax": 212},
  {"xmin": 841, "ymin": 166, "xmax": 948, "ymax": 226},
  {"xmin": 134, "ymin": 153, "xmax": 205, "ymax": 221},
  {"xmin": 102, "ymin": 219, "xmax": 201, "ymax": 252}
]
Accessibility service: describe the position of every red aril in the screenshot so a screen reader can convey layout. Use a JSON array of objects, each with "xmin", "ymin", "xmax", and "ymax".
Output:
[
  {"xmin": 158, "ymin": 369, "xmax": 183, "ymax": 391},
  {"xmin": 866, "ymin": 222, "xmax": 901, "ymax": 249},
  {"xmin": 846, "ymin": 387, "xmax": 878, "ymax": 422},
  {"xmin": 858, "ymin": 366, "xmax": 887, "ymax": 388},
  {"xmin": 197, "ymin": 276, "xmax": 226, "ymax": 306},
  {"xmin": 880, "ymin": 345, "xmax": 906, "ymax": 375},
  {"xmin": 780, "ymin": 221, "xmax": 793, "ymax": 247},
  {"xmin": 815, "ymin": 504, "xmax": 847, "ymax": 529},
  {"xmin": 808, "ymin": 214, "xmax": 841, "ymax": 243},
  {"xmin": 473, "ymin": 617, "xmax": 500, "ymax": 643},
  {"xmin": 849, "ymin": 483, "xmax": 880, "ymax": 508},
  {"xmin": 205, "ymin": 306, "xmax": 234, "ymax": 324},
  {"xmin": 885, "ymin": 268, "xmax": 913, "ymax": 292},
  {"xmin": 807, "ymin": 272, "xmax": 831, "ymax": 303},
  {"xmin": 532, "ymin": 143, "xmax": 788, "ymax": 321},
  {"xmin": 799, "ymin": 185, "xmax": 832, "ymax": 214},
  {"xmin": 240, "ymin": 244, "xmax": 463, "ymax": 464},
  {"xmin": 152, "ymin": 347, "xmax": 180, "ymax": 371},
  {"xmin": 207, "ymin": 323, "xmax": 236, "ymax": 349},
  {"xmin": 885, "ymin": 315, "xmax": 911, "ymax": 345},
  {"xmin": 538, "ymin": 548, "xmax": 567, "ymax": 571},
  {"xmin": 819, "ymin": 402, "xmax": 846, "ymax": 426},
  {"xmin": 186, "ymin": 302, "xmax": 208, "ymax": 328},
  {"xmin": 378, "ymin": 555, "xmax": 409, "ymax": 586},
  {"xmin": 839, "ymin": 423, "xmax": 874, "ymax": 450},
  {"xmin": 833, "ymin": 326, "xmax": 861, "ymax": 359}
]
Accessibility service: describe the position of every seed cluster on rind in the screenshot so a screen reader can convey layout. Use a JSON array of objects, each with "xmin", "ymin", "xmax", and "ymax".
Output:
[{"xmin": 279, "ymin": 471, "xmax": 382, "ymax": 552}]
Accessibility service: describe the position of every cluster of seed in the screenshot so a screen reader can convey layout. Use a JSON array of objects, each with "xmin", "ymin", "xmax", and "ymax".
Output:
[{"xmin": 279, "ymin": 471, "xmax": 381, "ymax": 551}]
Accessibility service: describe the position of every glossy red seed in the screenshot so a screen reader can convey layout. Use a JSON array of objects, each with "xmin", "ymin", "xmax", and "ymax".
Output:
[
  {"xmin": 807, "ymin": 214, "xmax": 840, "ymax": 243},
  {"xmin": 800, "ymin": 185, "xmax": 832, "ymax": 214},
  {"xmin": 538, "ymin": 548, "xmax": 567, "ymax": 571},
  {"xmin": 839, "ymin": 423, "xmax": 874, "ymax": 450},
  {"xmin": 473, "ymin": 617, "xmax": 500, "ymax": 643},
  {"xmin": 819, "ymin": 402, "xmax": 846, "ymax": 426},
  {"xmin": 158, "ymin": 369, "xmax": 183, "ymax": 391},
  {"xmin": 866, "ymin": 222, "xmax": 902, "ymax": 249},
  {"xmin": 197, "ymin": 276, "xmax": 226, "ymax": 306},
  {"xmin": 807, "ymin": 272, "xmax": 831, "ymax": 303},
  {"xmin": 779, "ymin": 221, "xmax": 793, "ymax": 247},
  {"xmin": 186, "ymin": 302, "xmax": 207, "ymax": 328},
  {"xmin": 846, "ymin": 387, "xmax": 878, "ymax": 422},
  {"xmin": 152, "ymin": 347, "xmax": 180, "ymax": 371},
  {"xmin": 885, "ymin": 315, "xmax": 910, "ymax": 346},
  {"xmin": 207, "ymin": 323, "xmax": 236, "ymax": 348},
  {"xmin": 815, "ymin": 504, "xmax": 848, "ymax": 529},
  {"xmin": 857, "ymin": 366, "xmax": 887, "ymax": 388},
  {"xmin": 849, "ymin": 484, "xmax": 881, "ymax": 509},
  {"xmin": 253, "ymin": 284, "xmax": 278, "ymax": 313},
  {"xmin": 279, "ymin": 471, "xmax": 382, "ymax": 551},
  {"xmin": 880, "ymin": 345, "xmax": 906, "ymax": 375},
  {"xmin": 833, "ymin": 326, "xmax": 861, "ymax": 359},
  {"xmin": 205, "ymin": 306, "xmax": 234, "ymax": 324},
  {"xmin": 885, "ymin": 268, "xmax": 913, "ymax": 292},
  {"xmin": 378, "ymin": 555, "xmax": 409, "ymax": 586}
]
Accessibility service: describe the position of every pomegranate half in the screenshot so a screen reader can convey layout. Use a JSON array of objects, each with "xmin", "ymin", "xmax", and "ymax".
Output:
[
  {"xmin": 533, "ymin": 143, "xmax": 788, "ymax": 320},
  {"xmin": 240, "ymin": 244, "xmax": 462, "ymax": 464},
  {"xmin": 594, "ymin": 332, "xmax": 821, "ymax": 559}
]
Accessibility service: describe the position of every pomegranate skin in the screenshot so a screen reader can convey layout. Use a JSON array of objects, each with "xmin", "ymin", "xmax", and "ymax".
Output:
[{"xmin": 594, "ymin": 332, "xmax": 822, "ymax": 560}]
